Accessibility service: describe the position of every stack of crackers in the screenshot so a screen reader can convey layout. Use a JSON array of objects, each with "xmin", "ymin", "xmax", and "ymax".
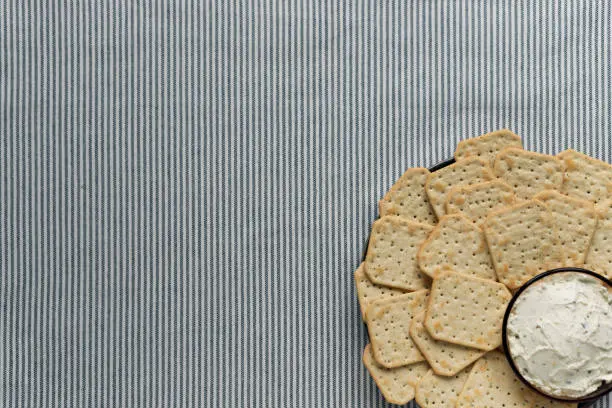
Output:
[{"xmin": 356, "ymin": 129, "xmax": 612, "ymax": 407}]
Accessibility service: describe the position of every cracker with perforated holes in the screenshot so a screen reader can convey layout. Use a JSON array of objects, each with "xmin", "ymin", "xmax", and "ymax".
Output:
[
  {"xmin": 410, "ymin": 311, "xmax": 485, "ymax": 376},
  {"xmin": 425, "ymin": 158, "xmax": 495, "ymax": 219},
  {"xmin": 585, "ymin": 199, "xmax": 612, "ymax": 279},
  {"xmin": 527, "ymin": 391, "xmax": 578, "ymax": 408},
  {"xmin": 365, "ymin": 216, "xmax": 434, "ymax": 290},
  {"xmin": 354, "ymin": 262, "xmax": 407, "ymax": 320},
  {"xmin": 456, "ymin": 350, "xmax": 533, "ymax": 408},
  {"xmin": 455, "ymin": 129, "xmax": 523, "ymax": 167},
  {"xmin": 494, "ymin": 147, "xmax": 565, "ymax": 200},
  {"xmin": 415, "ymin": 366, "xmax": 472, "ymax": 408},
  {"xmin": 424, "ymin": 271, "xmax": 511, "ymax": 351},
  {"xmin": 483, "ymin": 200, "xmax": 562, "ymax": 289},
  {"xmin": 417, "ymin": 214, "xmax": 497, "ymax": 281},
  {"xmin": 362, "ymin": 344, "xmax": 429, "ymax": 405},
  {"xmin": 379, "ymin": 167, "xmax": 437, "ymax": 225},
  {"xmin": 534, "ymin": 190, "xmax": 598, "ymax": 266},
  {"xmin": 446, "ymin": 180, "xmax": 517, "ymax": 227},
  {"xmin": 558, "ymin": 149, "xmax": 612, "ymax": 205},
  {"xmin": 366, "ymin": 290, "xmax": 429, "ymax": 368}
]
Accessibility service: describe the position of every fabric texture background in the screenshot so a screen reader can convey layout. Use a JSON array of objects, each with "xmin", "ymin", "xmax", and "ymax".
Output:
[{"xmin": 1, "ymin": 1, "xmax": 610, "ymax": 407}]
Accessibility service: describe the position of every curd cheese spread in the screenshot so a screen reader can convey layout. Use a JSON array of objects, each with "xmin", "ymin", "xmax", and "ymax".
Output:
[{"xmin": 507, "ymin": 272, "xmax": 612, "ymax": 398}]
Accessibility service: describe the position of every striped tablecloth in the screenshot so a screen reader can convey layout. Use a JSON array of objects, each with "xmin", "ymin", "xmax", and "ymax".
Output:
[{"xmin": 1, "ymin": 1, "xmax": 610, "ymax": 407}]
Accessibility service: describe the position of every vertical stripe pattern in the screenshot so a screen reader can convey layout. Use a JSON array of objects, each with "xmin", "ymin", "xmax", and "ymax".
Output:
[{"xmin": 0, "ymin": 1, "xmax": 610, "ymax": 407}]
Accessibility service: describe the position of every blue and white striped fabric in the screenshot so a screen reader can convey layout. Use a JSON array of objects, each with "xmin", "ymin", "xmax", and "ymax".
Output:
[{"xmin": 0, "ymin": 1, "xmax": 610, "ymax": 407}]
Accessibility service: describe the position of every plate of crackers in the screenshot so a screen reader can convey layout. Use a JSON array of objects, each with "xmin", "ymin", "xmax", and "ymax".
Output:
[{"xmin": 355, "ymin": 129, "xmax": 612, "ymax": 407}]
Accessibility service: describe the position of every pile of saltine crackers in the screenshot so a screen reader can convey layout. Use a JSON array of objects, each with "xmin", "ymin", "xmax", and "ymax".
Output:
[{"xmin": 355, "ymin": 129, "xmax": 612, "ymax": 407}]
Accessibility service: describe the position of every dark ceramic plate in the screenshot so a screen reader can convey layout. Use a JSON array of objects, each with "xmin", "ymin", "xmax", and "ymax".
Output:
[
  {"xmin": 360, "ymin": 158, "xmax": 610, "ymax": 407},
  {"xmin": 360, "ymin": 157, "xmax": 455, "ymax": 261}
]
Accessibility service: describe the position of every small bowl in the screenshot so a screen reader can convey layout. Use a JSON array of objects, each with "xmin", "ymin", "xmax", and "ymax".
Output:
[{"xmin": 501, "ymin": 267, "xmax": 612, "ymax": 405}]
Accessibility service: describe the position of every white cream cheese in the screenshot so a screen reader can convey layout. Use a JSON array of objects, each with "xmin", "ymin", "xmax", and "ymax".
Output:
[{"xmin": 507, "ymin": 272, "xmax": 612, "ymax": 398}]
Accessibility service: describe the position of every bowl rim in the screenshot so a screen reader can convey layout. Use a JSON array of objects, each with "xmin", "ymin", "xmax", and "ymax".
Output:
[{"xmin": 501, "ymin": 267, "xmax": 612, "ymax": 403}]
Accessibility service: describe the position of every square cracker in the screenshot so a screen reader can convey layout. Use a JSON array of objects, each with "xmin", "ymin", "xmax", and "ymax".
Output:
[
  {"xmin": 534, "ymin": 190, "xmax": 598, "ymax": 266},
  {"xmin": 410, "ymin": 311, "xmax": 485, "ymax": 377},
  {"xmin": 455, "ymin": 129, "xmax": 523, "ymax": 167},
  {"xmin": 527, "ymin": 391, "xmax": 578, "ymax": 408},
  {"xmin": 415, "ymin": 366, "xmax": 472, "ymax": 408},
  {"xmin": 494, "ymin": 147, "xmax": 565, "ymax": 200},
  {"xmin": 456, "ymin": 350, "xmax": 533, "ymax": 408},
  {"xmin": 366, "ymin": 291, "xmax": 429, "ymax": 368},
  {"xmin": 425, "ymin": 157, "xmax": 495, "ymax": 219},
  {"xmin": 379, "ymin": 167, "xmax": 437, "ymax": 225},
  {"xmin": 483, "ymin": 199, "xmax": 561, "ymax": 289},
  {"xmin": 446, "ymin": 180, "xmax": 517, "ymax": 227},
  {"xmin": 365, "ymin": 216, "xmax": 434, "ymax": 290},
  {"xmin": 558, "ymin": 149, "xmax": 612, "ymax": 205},
  {"xmin": 363, "ymin": 344, "xmax": 429, "ymax": 405},
  {"xmin": 417, "ymin": 214, "xmax": 497, "ymax": 281},
  {"xmin": 585, "ymin": 199, "xmax": 612, "ymax": 279},
  {"xmin": 354, "ymin": 262, "xmax": 407, "ymax": 320},
  {"xmin": 424, "ymin": 271, "xmax": 511, "ymax": 351}
]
